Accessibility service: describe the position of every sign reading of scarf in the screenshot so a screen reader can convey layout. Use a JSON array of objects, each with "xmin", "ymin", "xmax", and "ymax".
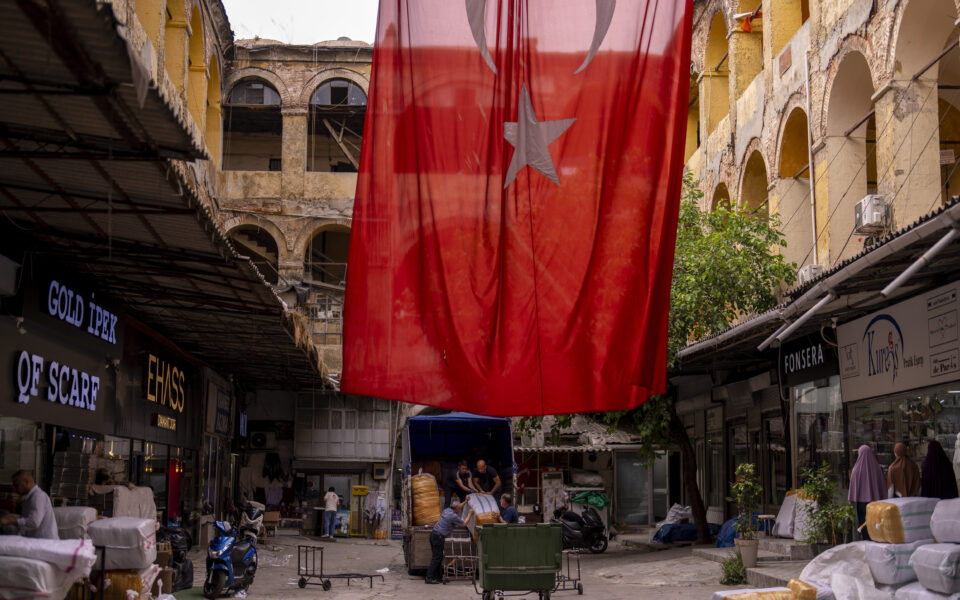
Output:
[{"xmin": 342, "ymin": 0, "xmax": 694, "ymax": 416}]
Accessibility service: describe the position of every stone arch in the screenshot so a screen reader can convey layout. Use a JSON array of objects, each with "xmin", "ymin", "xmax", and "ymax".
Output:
[
  {"xmin": 223, "ymin": 67, "xmax": 293, "ymax": 107},
  {"xmin": 740, "ymin": 149, "xmax": 769, "ymax": 216},
  {"xmin": 818, "ymin": 40, "xmax": 875, "ymax": 138},
  {"xmin": 298, "ymin": 68, "xmax": 370, "ymax": 108},
  {"xmin": 292, "ymin": 218, "xmax": 353, "ymax": 263},
  {"xmin": 225, "ymin": 220, "xmax": 287, "ymax": 285},
  {"xmin": 777, "ymin": 105, "xmax": 810, "ymax": 179},
  {"xmin": 223, "ymin": 215, "xmax": 290, "ymax": 262},
  {"xmin": 775, "ymin": 93, "xmax": 809, "ymax": 177},
  {"xmin": 300, "ymin": 222, "xmax": 352, "ymax": 286},
  {"xmin": 888, "ymin": 0, "xmax": 959, "ymax": 80},
  {"xmin": 711, "ymin": 182, "xmax": 731, "ymax": 211}
]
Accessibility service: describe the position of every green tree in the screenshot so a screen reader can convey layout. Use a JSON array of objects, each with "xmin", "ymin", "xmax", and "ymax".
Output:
[{"xmin": 520, "ymin": 173, "xmax": 795, "ymax": 543}]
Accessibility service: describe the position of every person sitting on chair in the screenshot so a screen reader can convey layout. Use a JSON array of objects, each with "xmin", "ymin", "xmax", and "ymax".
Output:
[{"xmin": 498, "ymin": 493, "xmax": 519, "ymax": 524}]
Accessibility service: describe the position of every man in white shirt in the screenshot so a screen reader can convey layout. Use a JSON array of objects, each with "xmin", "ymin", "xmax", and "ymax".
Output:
[
  {"xmin": 0, "ymin": 470, "xmax": 58, "ymax": 539},
  {"xmin": 322, "ymin": 487, "xmax": 339, "ymax": 539}
]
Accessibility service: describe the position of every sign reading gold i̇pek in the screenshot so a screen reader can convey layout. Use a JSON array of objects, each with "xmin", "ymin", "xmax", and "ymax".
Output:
[{"xmin": 145, "ymin": 353, "xmax": 186, "ymax": 412}]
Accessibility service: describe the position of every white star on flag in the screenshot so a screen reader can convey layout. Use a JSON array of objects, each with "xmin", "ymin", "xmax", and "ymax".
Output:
[{"xmin": 503, "ymin": 85, "xmax": 576, "ymax": 188}]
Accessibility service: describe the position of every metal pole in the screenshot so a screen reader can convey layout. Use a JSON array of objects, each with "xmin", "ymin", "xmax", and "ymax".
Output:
[{"xmin": 804, "ymin": 52, "xmax": 819, "ymax": 267}]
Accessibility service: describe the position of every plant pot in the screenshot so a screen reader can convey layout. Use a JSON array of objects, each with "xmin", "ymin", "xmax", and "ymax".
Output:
[{"xmin": 735, "ymin": 538, "xmax": 759, "ymax": 568}]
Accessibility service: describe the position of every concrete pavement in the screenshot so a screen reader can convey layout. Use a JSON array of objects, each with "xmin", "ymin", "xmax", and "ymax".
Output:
[{"xmin": 176, "ymin": 535, "xmax": 741, "ymax": 600}]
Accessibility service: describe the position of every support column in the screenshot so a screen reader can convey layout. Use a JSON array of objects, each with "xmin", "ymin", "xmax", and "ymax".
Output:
[
  {"xmin": 187, "ymin": 65, "xmax": 207, "ymax": 131},
  {"xmin": 730, "ymin": 29, "xmax": 763, "ymax": 99},
  {"xmin": 701, "ymin": 71, "xmax": 730, "ymax": 136},
  {"xmin": 281, "ymin": 108, "xmax": 308, "ymax": 200},
  {"xmin": 163, "ymin": 20, "xmax": 188, "ymax": 93},
  {"xmin": 816, "ymin": 134, "xmax": 866, "ymax": 266},
  {"xmin": 874, "ymin": 79, "xmax": 942, "ymax": 228},
  {"xmin": 770, "ymin": 176, "xmax": 812, "ymax": 270}
]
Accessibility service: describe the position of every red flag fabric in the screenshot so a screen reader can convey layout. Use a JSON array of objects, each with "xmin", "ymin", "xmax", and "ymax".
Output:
[{"xmin": 342, "ymin": 0, "xmax": 693, "ymax": 416}]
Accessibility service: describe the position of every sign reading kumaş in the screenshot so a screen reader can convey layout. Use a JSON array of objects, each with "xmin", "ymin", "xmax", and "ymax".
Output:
[{"xmin": 836, "ymin": 281, "xmax": 959, "ymax": 403}]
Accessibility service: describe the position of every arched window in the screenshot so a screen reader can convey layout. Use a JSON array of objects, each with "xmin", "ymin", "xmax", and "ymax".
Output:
[
  {"xmin": 704, "ymin": 13, "xmax": 730, "ymax": 135},
  {"xmin": 205, "ymin": 58, "xmax": 222, "ymax": 167},
  {"xmin": 823, "ymin": 51, "xmax": 874, "ymax": 264},
  {"xmin": 776, "ymin": 107, "xmax": 813, "ymax": 269},
  {"xmin": 308, "ymin": 79, "xmax": 367, "ymax": 172},
  {"xmin": 163, "ymin": 0, "xmax": 187, "ymax": 93},
  {"xmin": 711, "ymin": 183, "xmax": 731, "ymax": 211},
  {"xmin": 186, "ymin": 7, "xmax": 206, "ymax": 129},
  {"xmin": 733, "ymin": 1, "xmax": 763, "ymax": 98},
  {"xmin": 686, "ymin": 73, "xmax": 701, "ymax": 162},
  {"xmin": 223, "ymin": 79, "xmax": 283, "ymax": 171},
  {"xmin": 228, "ymin": 226, "xmax": 280, "ymax": 285},
  {"xmin": 741, "ymin": 150, "xmax": 768, "ymax": 216},
  {"xmin": 305, "ymin": 226, "xmax": 350, "ymax": 287}
]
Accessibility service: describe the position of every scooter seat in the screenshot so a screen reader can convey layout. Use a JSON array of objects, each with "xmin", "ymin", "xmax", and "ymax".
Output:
[{"xmin": 231, "ymin": 541, "xmax": 252, "ymax": 565}]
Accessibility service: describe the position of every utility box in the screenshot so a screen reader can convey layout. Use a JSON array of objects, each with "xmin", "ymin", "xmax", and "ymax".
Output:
[
  {"xmin": 854, "ymin": 194, "xmax": 889, "ymax": 234},
  {"xmin": 797, "ymin": 264, "xmax": 824, "ymax": 286}
]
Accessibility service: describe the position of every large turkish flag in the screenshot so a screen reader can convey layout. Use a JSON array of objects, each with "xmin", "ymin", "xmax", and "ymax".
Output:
[{"xmin": 342, "ymin": 0, "xmax": 693, "ymax": 416}]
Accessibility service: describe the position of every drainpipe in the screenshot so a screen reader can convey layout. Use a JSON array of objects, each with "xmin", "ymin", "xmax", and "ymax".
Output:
[{"xmin": 804, "ymin": 51, "xmax": 819, "ymax": 267}]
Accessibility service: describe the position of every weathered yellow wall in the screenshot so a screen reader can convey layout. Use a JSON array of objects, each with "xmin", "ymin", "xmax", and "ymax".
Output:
[{"xmin": 135, "ymin": 0, "xmax": 163, "ymax": 49}]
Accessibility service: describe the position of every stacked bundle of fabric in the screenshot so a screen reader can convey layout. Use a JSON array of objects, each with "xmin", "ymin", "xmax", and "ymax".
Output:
[
  {"xmin": 862, "ymin": 497, "xmax": 938, "ymax": 586},
  {"xmin": 467, "ymin": 494, "xmax": 501, "ymax": 526},
  {"xmin": 53, "ymin": 506, "xmax": 97, "ymax": 540},
  {"xmin": 897, "ymin": 499, "xmax": 960, "ymax": 599},
  {"xmin": 412, "ymin": 473, "xmax": 442, "ymax": 526},
  {"xmin": 0, "ymin": 536, "xmax": 97, "ymax": 600},
  {"xmin": 709, "ymin": 578, "xmax": 833, "ymax": 600},
  {"xmin": 86, "ymin": 517, "xmax": 160, "ymax": 600}
]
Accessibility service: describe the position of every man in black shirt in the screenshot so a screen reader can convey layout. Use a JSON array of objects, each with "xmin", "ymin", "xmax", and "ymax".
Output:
[
  {"xmin": 471, "ymin": 459, "xmax": 501, "ymax": 497},
  {"xmin": 443, "ymin": 460, "xmax": 473, "ymax": 508}
]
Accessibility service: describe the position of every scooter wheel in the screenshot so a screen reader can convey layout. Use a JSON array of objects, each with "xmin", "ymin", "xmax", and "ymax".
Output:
[
  {"xmin": 298, "ymin": 578, "xmax": 307, "ymax": 589},
  {"xmin": 577, "ymin": 584, "xmax": 583, "ymax": 595},
  {"xmin": 322, "ymin": 581, "xmax": 332, "ymax": 591}
]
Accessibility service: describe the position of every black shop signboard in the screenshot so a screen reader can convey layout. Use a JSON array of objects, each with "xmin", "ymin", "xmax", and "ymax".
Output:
[
  {"xmin": 3, "ymin": 270, "xmax": 121, "ymax": 433},
  {"xmin": 779, "ymin": 333, "xmax": 839, "ymax": 388},
  {"xmin": 115, "ymin": 322, "xmax": 202, "ymax": 450}
]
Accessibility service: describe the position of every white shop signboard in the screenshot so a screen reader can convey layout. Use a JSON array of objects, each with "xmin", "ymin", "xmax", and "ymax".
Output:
[{"xmin": 837, "ymin": 280, "xmax": 960, "ymax": 403}]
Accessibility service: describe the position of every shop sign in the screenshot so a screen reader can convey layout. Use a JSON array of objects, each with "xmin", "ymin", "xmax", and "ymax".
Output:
[
  {"xmin": 837, "ymin": 281, "xmax": 959, "ymax": 403},
  {"xmin": 46, "ymin": 280, "xmax": 118, "ymax": 345},
  {"xmin": 15, "ymin": 350, "xmax": 100, "ymax": 410},
  {"xmin": 145, "ymin": 353, "xmax": 187, "ymax": 413},
  {"xmin": 779, "ymin": 334, "xmax": 838, "ymax": 387},
  {"xmin": 151, "ymin": 413, "xmax": 177, "ymax": 431},
  {"xmin": 213, "ymin": 385, "xmax": 231, "ymax": 436}
]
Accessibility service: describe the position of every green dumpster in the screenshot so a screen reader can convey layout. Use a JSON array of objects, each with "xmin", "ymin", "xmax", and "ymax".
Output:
[{"xmin": 477, "ymin": 523, "xmax": 562, "ymax": 600}]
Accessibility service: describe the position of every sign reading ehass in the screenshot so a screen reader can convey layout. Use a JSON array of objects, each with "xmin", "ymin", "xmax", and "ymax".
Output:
[{"xmin": 145, "ymin": 353, "xmax": 187, "ymax": 413}]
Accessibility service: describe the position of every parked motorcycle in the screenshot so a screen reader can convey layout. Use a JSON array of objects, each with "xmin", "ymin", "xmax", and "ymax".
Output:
[
  {"xmin": 203, "ymin": 501, "xmax": 264, "ymax": 598},
  {"xmin": 552, "ymin": 506, "xmax": 608, "ymax": 553}
]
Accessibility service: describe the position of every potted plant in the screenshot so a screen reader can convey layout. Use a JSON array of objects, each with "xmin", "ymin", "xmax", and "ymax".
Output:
[
  {"xmin": 797, "ymin": 462, "xmax": 855, "ymax": 552},
  {"xmin": 728, "ymin": 463, "xmax": 762, "ymax": 568}
]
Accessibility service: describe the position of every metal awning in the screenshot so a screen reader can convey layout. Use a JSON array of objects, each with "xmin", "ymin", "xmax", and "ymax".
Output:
[
  {"xmin": 0, "ymin": 0, "xmax": 327, "ymax": 390},
  {"xmin": 678, "ymin": 196, "xmax": 960, "ymax": 369},
  {"xmin": 514, "ymin": 444, "xmax": 644, "ymax": 453},
  {"xmin": 1, "ymin": 0, "xmax": 205, "ymax": 162}
]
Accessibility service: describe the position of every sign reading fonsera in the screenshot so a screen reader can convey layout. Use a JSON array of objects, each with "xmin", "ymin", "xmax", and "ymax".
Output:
[
  {"xmin": 15, "ymin": 350, "xmax": 100, "ymax": 410},
  {"xmin": 837, "ymin": 281, "xmax": 960, "ymax": 403}
]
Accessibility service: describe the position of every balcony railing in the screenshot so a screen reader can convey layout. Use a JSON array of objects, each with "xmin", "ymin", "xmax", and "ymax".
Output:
[{"xmin": 301, "ymin": 289, "xmax": 343, "ymax": 346}]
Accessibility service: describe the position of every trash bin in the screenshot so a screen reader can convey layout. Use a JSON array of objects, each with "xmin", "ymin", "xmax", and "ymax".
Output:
[{"xmin": 477, "ymin": 523, "xmax": 561, "ymax": 600}]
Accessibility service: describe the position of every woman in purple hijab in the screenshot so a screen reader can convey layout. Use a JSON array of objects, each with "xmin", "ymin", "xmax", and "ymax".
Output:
[
  {"xmin": 921, "ymin": 440, "xmax": 959, "ymax": 499},
  {"xmin": 848, "ymin": 444, "xmax": 886, "ymax": 541}
]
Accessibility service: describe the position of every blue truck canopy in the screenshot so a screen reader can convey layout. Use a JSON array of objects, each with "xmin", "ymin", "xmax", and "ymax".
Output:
[{"xmin": 402, "ymin": 412, "xmax": 515, "ymax": 477}]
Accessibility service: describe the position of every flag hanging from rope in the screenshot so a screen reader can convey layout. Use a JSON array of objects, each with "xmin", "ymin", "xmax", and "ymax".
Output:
[{"xmin": 342, "ymin": 0, "xmax": 693, "ymax": 416}]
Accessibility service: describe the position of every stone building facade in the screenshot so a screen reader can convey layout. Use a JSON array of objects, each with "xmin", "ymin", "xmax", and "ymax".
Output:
[{"xmin": 686, "ymin": 0, "xmax": 960, "ymax": 276}]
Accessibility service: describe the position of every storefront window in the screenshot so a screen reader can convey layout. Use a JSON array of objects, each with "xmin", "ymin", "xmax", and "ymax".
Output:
[
  {"xmin": 763, "ymin": 415, "xmax": 788, "ymax": 508},
  {"xmin": 142, "ymin": 443, "xmax": 168, "ymax": 520},
  {"xmin": 794, "ymin": 376, "xmax": 844, "ymax": 490},
  {"xmin": 50, "ymin": 428, "xmax": 100, "ymax": 506},
  {"xmin": 848, "ymin": 386, "xmax": 960, "ymax": 479},
  {"xmin": 0, "ymin": 418, "xmax": 42, "ymax": 484},
  {"xmin": 706, "ymin": 407, "xmax": 723, "ymax": 508}
]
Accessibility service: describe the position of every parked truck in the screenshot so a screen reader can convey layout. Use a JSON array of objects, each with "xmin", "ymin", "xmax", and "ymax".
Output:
[{"xmin": 400, "ymin": 412, "xmax": 515, "ymax": 575}]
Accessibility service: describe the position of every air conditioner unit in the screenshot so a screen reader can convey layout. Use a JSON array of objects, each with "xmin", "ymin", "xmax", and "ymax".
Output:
[
  {"xmin": 372, "ymin": 463, "xmax": 389, "ymax": 480},
  {"xmin": 797, "ymin": 263, "xmax": 824, "ymax": 286},
  {"xmin": 854, "ymin": 194, "xmax": 889, "ymax": 234},
  {"xmin": 249, "ymin": 431, "xmax": 277, "ymax": 450}
]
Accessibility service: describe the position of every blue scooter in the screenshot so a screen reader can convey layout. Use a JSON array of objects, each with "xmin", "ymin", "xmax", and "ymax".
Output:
[{"xmin": 203, "ymin": 502, "xmax": 264, "ymax": 598}]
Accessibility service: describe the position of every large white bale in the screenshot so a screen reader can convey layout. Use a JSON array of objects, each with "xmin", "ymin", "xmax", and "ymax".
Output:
[
  {"xmin": 911, "ymin": 543, "xmax": 960, "ymax": 595},
  {"xmin": 0, "ymin": 535, "xmax": 96, "ymax": 575},
  {"xmin": 864, "ymin": 539, "xmax": 932, "ymax": 585},
  {"xmin": 0, "ymin": 556, "xmax": 78, "ymax": 600},
  {"xmin": 895, "ymin": 581, "xmax": 960, "ymax": 600},
  {"xmin": 775, "ymin": 493, "xmax": 797, "ymax": 538},
  {"xmin": 865, "ymin": 497, "xmax": 939, "ymax": 544},
  {"xmin": 53, "ymin": 506, "xmax": 97, "ymax": 539},
  {"xmin": 932, "ymin": 499, "xmax": 960, "ymax": 544},
  {"xmin": 87, "ymin": 517, "xmax": 157, "ymax": 570}
]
